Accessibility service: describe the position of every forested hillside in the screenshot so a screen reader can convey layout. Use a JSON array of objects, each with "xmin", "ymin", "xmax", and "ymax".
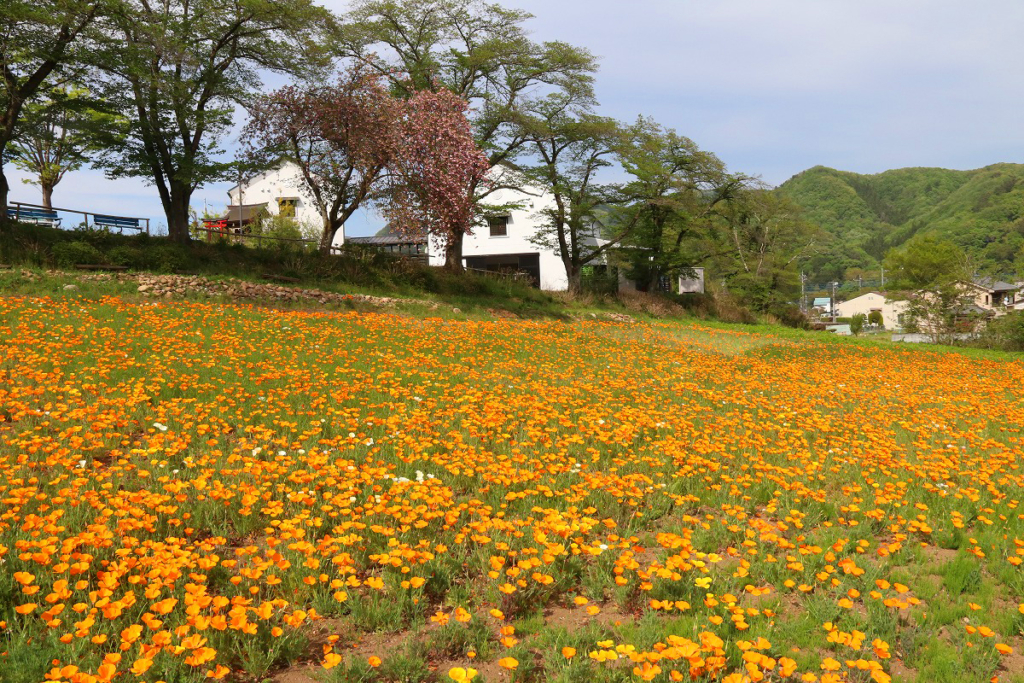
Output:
[{"xmin": 777, "ymin": 163, "xmax": 1024, "ymax": 281}]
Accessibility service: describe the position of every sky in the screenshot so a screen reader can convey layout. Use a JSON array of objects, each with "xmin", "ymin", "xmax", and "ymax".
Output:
[{"xmin": 10, "ymin": 0, "xmax": 1024, "ymax": 236}]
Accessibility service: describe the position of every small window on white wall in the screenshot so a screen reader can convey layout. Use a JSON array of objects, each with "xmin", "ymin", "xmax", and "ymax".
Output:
[{"xmin": 488, "ymin": 216, "xmax": 509, "ymax": 237}]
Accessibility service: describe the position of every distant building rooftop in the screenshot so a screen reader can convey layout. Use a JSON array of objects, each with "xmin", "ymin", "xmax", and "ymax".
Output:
[
  {"xmin": 348, "ymin": 234, "xmax": 427, "ymax": 246},
  {"xmin": 973, "ymin": 277, "xmax": 1018, "ymax": 293}
]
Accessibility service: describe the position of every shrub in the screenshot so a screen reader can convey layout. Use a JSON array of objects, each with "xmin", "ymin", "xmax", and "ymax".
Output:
[
  {"xmin": 770, "ymin": 304, "xmax": 811, "ymax": 329},
  {"xmin": 850, "ymin": 313, "xmax": 866, "ymax": 335},
  {"xmin": 106, "ymin": 245, "xmax": 147, "ymax": 269},
  {"xmin": 149, "ymin": 245, "xmax": 188, "ymax": 272},
  {"xmin": 51, "ymin": 241, "xmax": 104, "ymax": 267},
  {"xmin": 977, "ymin": 311, "xmax": 1024, "ymax": 351}
]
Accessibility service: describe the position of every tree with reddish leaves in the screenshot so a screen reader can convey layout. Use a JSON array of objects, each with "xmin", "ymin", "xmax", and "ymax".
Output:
[
  {"xmin": 382, "ymin": 88, "xmax": 490, "ymax": 271},
  {"xmin": 242, "ymin": 67, "xmax": 398, "ymax": 252}
]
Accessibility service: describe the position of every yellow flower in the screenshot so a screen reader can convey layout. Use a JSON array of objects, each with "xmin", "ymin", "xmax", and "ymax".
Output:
[{"xmin": 448, "ymin": 667, "xmax": 478, "ymax": 682}]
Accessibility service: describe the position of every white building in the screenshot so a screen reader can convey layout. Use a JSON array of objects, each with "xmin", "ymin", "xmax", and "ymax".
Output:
[
  {"xmin": 421, "ymin": 176, "xmax": 594, "ymax": 291},
  {"xmin": 227, "ymin": 163, "xmax": 618, "ymax": 291},
  {"xmin": 217, "ymin": 162, "xmax": 340, "ymax": 248},
  {"xmin": 834, "ymin": 292, "xmax": 910, "ymax": 330}
]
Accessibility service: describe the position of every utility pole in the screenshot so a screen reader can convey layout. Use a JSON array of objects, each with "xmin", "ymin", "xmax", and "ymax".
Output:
[
  {"xmin": 237, "ymin": 164, "xmax": 244, "ymax": 234},
  {"xmin": 880, "ymin": 266, "xmax": 885, "ymax": 291},
  {"xmin": 800, "ymin": 271, "xmax": 807, "ymax": 314},
  {"xmin": 832, "ymin": 281, "xmax": 838, "ymax": 323}
]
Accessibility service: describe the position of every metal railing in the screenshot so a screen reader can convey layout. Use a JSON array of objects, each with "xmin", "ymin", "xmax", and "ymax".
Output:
[{"xmin": 7, "ymin": 201, "xmax": 149, "ymax": 234}]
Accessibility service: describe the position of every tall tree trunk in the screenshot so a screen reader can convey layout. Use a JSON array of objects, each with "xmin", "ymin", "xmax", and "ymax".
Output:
[
  {"xmin": 0, "ymin": 162, "xmax": 9, "ymax": 220},
  {"xmin": 320, "ymin": 220, "xmax": 341, "ymax": 254},
  {"xmin": 166, "ymin": 181, "xmax": 193, "ymax": 243},
  {"xmin": 444, "ymin": 230, "xmax": 465, "ymax": 272},
  {"xmin": 565, "ymin": 260, "xmax": 582, "ymax": 296},
  {"xmin": 41, "ymin": 182, "xmax": 54, "ymax": 210}
]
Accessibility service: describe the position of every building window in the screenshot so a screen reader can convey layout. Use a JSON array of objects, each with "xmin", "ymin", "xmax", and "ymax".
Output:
[
  {"xmin": 488, "ymin": 216, "xmax": 509, "ymax": 237},
  {"xmin": 277, "ymin": 198, "xmax": 297, "ymax": 218}
]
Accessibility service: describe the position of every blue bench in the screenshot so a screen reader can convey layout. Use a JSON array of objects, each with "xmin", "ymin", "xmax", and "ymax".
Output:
[
  {"xmin": 8, "ymin": 206, "xmax": 60, "ymax": 227},
  {"xmin": 93, "ymin": 215, "xmax": 141, "ymax": 232}
]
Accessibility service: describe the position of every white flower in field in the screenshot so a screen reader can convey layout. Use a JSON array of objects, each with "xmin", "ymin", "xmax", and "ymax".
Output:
[
  {"xmin": 346, "ymin": 466, "xmax": 355, "ymax": 471},
  {"xmin": 348, "ymin": 432, "xmax": 356, "ymax": 438},
  {"xmin": 599, "ymin": 544, "xmax": 608, "ymax": 550},
  {"xmin": 172, "ymin": 469, "xmax": 179, "ymax": 474},
  {"xmin": 279, "ymin": 450, "xmax": 286, "ymax": 456},
  {"xmin": 153, "ymin": 422, "xmax": 168, "ymax": 432},
  {"xmin": 365, "ymin": 438, "xmax": 374, "ymax": 446},
  {"xmin": 298, "ymin": 449, "xmax": 305, "ymax": 454},
  {"xmin": 349, "ymin": 497, "xmax": 356, "ymax": 503},
  {"xmin": 413, "ymin": 396, "xmax": 422, "ymax": 402},
  {"xmin": 252, "ymin": 447, "xmax": 262, "ymax": 456},
  {"xmin": 77, "ymin": 460, "xmax": 86, "ymax": 469}
]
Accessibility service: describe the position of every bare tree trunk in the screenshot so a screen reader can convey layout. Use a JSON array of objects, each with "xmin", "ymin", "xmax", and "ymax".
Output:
[{"xmin": 444, "ymin": 231, "xmax": 465, "ymax": 272}]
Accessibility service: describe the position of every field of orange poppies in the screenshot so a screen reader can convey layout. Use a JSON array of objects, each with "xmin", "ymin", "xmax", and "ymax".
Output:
[{"xmin": 2, "ymin": 295, "xmax": 1023, "ymax": 683}]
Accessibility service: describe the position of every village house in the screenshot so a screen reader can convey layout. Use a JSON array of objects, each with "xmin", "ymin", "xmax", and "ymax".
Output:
[
  {"xmin": 205, "ymin": 162, "xmax": 339, "ymax": 246},
  {"xmin": 834, "ymin": 292, "xmax": 910, "ymax": 330},
  {"xmin": 214, "ymin": 163, "xmax": 698, "ymax": 293},
  {"xmin": 965, "ymin": 277, "xmax": 1018, "ymax": 315}
]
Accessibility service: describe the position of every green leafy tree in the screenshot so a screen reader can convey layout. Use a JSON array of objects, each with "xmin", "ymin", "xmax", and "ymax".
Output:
[
  {"xmin": 868, "ymin": 309, "xmax": 883, "ymax": 327},
  {"xmin": 615, "ymin": 116, "xmax": 737, "ymax": 291},
  {"xmin": 883, "ymin": 233, "xmax": 966, "ymax": 289},
  {"xmin": 8, "ymin": 86, "xmax": 119, "ymax": 208},
  {"xmin": 703, "ymin": 189, "xmax": 819, "ymax": 312},
  {"xmin": 94, "ymin": 0, "xmax": 334, "ymax": 242},
  {"xmin": 850, "ymin": 313, "xmax": 865, "ymax": 336},
  {"xmin": 517, "ymin": 95, "xmax": 632, "ymax": 295},
  {"xmin": 0, "ymin": 0, "xmax": 99, "ymax": 216},
  {"xmin": 335, "ymin": 0, "xmax": 598, "ymax": 269}
]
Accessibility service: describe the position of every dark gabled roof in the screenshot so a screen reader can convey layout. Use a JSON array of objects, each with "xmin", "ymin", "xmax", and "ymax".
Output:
[
  {"xmin": 205, "ymin": 203, "xmax": 268, "ymax": 223},
  {"xmin": 972, "ymin": 277, "xmax": 1019, "ymax": 293},
  {"xmin": 348, "ymin": 234, "xmax": 427, "ymax": 246}
]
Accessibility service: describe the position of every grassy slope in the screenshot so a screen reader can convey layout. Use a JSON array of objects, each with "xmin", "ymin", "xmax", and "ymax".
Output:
[
  {"xmin": 0, "ymin": 219, "xmax": 617, "ymax": 320},
  {"xmin": 778, "ymin": 163, "xmax": 1024, "ymax": 276}
]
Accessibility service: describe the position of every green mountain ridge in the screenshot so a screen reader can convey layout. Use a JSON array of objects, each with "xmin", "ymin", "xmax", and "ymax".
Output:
[{"xmin": 777, "ymin": 163, "xmax": 1024, "ymax": 281}]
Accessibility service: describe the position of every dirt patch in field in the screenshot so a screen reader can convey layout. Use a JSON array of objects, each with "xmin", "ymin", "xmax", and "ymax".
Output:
[
  {"xmin": 543, "ymin": 602, "xmax": 634, "ymax": 633},
  {"xmin": 997, "ymin": 637, "xmax": 1024, "ymax": 677},
  {"xmin": 271, "ymin": 666, "xmax": 321, "ymax": 683},
  {"xmin": 921, "ymin": 544, "xmax": 959, "ymax": 564},
  {"xmin": 773, "ymin": 591, "xmax": 808, "ymax": 622},
  {"xmin": 888, "ymin": 656, "xmax": 918, "ymax": 682}
]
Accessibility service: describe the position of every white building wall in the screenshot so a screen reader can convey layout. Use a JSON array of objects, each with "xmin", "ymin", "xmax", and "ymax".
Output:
[
  {"xmin": 227, "ymin": 162, "xmax": 339, "ymax": 247},
  {"xmin": 427, "ymin": 182, "xmax": 572, "ymax": 291},
  {"xmin": 834, "ymin": 292, "xmax": 909, "ymax": 330}
]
